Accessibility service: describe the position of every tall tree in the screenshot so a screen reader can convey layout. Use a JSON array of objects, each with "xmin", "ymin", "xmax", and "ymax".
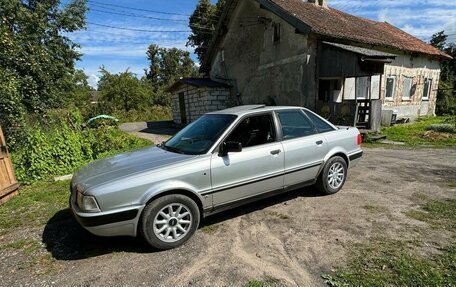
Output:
[
  {"xmin": 0, "ymin": 0, "xmax": 87, "ymax": 140},
  {"xmin": 430, "ymin": 31, "xmax": 456, "ymax": 115},
  {"xmin": 145, "ymin": 45, "xmax": 198, "ymax": 89},
  {"xmin": 98, "ymin": 68, "xmax": 149, "ymax": 112},
  {"xmin": 187, "ymin": 0, "xmax": 226, "ymax": 64}
]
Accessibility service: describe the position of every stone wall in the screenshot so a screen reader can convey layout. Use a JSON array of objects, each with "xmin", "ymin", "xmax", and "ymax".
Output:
[
  {"xmin": 210, "ymin": 0, "xmax": 316, "ymax": 109},
  {"xmin": 172, "ymin": 86, "xmax": 230, "ymax": 124},
  {"xmin": 381, "ymin": 53, "xmax": 441, "ymax": 120}
]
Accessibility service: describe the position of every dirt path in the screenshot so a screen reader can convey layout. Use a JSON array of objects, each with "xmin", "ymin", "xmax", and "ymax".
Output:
[
  {"xmin": 119, "ymin": 121, "xmax": 177, "ymax": 144},
  {"xmin": 1, "ymin": 148, "xmax": 455, "ymax": 287}
]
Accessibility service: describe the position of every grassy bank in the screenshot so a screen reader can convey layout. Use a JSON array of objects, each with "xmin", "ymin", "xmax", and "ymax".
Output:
[
  {"xmin": 0, "ymin": 181, "xmax": 69, "ymax": 234},
  {"xmin": 380, "ymin": 116, "xmax": 455, "ymax": 147}
]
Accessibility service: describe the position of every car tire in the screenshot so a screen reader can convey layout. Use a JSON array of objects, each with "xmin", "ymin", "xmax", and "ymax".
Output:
[
  {"xmin": 316, "ymin": 156, "xmax": 348, "ymax": 195},
  {"xmin": 140, "ymin": 194, "xmax": 200, "ymax": 250}
]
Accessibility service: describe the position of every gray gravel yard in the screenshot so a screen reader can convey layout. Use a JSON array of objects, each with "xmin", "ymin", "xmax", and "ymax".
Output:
[{"xmin": 0, "ymin": 147, "xmax": 455, "ymax": 287}]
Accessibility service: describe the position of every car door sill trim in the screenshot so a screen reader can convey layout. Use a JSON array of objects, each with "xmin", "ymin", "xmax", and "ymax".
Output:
[
  {"xmin": 206, "ymin": 179, "xmax": 316, "ymax": 216},
  {"xmin": 201, "ymin": 162, "xmax": 322, "ymax": 196}
]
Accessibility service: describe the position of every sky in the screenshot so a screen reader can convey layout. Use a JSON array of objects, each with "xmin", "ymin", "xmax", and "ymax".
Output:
[{"xmin": 67, "ymin": 0, "xmax": 456, "ymax": 88}]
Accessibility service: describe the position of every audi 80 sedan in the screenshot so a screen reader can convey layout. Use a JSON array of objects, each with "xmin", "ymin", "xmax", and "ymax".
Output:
[{"xmin": 70, "ymin": 105, "xmax": 363, "ymax": 250}]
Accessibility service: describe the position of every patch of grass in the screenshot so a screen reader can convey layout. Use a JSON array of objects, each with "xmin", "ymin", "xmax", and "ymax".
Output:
[
  {"xmin": 0, "ymin": 180, "xmax": 69, "ymax": 231},
  {"xmin": 200, "ymin": 225, "xmax": 219, "ymax": 234},
  {"xmin": 1, "ymin": 239, "xmax": 57, "ymax": 274},
  {"xmin": 323, "ymin": 240, "xmax": 456, "ymax": 287},
  {"xmin": 266, "ymin": 211, "xmax": 290, "ymax": 220},
  {"xmin": 381, "ymin": 116, "xmax": 456, "ymax": 147},
  {"xmin": 362, "ymin": 205, "xmax": 388, "ymax": 213},
  {"xmin": 243, "ymin": 277, "xmax": 280, "ymax": 287},
  {"xmin": 448, "ymin": 181, "xmax": 456, "ymax": 188},
  {"xmin": 324, "ymin": 198, "xmax": 456, "ymax": 286},
  {"xmin": 1, "ymin": 239, "xmax": 42, "ymax": 254},
  {"xmin": 404, "ymin": 199, "xmax": 456, "ymax": 230},
  {"xmin": 412, "ymin": 192, "xmax": 431, "ymax": 202}
]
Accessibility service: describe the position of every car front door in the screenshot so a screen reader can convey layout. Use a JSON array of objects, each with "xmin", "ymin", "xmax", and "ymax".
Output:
[
  {"xmin": 276, "ymin": 110, "xmax": 328, "ymax": 188},
  {"xmin": 210, "ymin": 113, "xmax": 285, "ymax": 208}
]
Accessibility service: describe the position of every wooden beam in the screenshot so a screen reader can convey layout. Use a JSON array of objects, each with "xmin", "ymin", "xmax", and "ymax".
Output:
[{"xmin": 0, "ymin": 183, "xmax": 19, "ymax": 205}]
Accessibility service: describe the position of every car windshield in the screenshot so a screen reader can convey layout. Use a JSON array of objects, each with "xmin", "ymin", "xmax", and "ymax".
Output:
[{"xmin": 161, "ymin": 114, "xmax": 237, "ymax": 155}]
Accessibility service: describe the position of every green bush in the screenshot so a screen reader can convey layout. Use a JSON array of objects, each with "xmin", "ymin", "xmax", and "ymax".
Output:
[
  {"xmin": 425, "ymin": 124, "xmax": 455, "ymax": 133},
  {"xmin": 110, "ymin": 106, "xmax": 172, "ymax": 123},
  {"xmin": 11, "ymin": 112, "xmax": 151, "ymax": 184},
  {"xmin": 86, "ymin": 115, "xmax": 119, "ymax": 128}
]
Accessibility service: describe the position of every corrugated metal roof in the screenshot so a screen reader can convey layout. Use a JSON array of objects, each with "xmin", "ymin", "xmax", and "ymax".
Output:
[{"xmin": 323, "ymin": 42, "xmax": 397, "ymax": 58}]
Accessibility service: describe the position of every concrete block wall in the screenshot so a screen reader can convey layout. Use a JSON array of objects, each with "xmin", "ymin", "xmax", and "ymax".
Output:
[{"xmin": 172, "ymin": 87, "xmax": 230, "ymax": 124}]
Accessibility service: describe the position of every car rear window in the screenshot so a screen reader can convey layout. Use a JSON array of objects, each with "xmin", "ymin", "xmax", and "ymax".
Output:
[{"xmin": 304, "ymin": 110, "xmax": 335, "ymax": 133}]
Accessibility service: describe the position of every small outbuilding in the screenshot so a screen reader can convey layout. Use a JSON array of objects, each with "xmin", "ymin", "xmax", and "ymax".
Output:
[{"xmin": 167, "ymin": 78, "xmax": 231, "ymax": 124}]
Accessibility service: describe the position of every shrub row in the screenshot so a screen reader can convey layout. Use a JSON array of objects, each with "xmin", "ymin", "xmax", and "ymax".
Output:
[
  {"xmin": 11, "ymin": 110, "xmax": 151, "ymax": 184},
  {"xmin": 425, "ymin": 124, "xmax": 455, "ymax": 134}
]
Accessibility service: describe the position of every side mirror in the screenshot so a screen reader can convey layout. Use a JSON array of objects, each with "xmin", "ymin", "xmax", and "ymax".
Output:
[{"xmin": 219, "ymin": 141, "xmax": 242, "ymax": 156}]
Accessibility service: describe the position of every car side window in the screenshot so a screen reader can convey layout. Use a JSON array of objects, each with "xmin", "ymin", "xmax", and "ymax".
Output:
[
  {"xmin": 304, "ymin": 110, "xmax": 336, "ymax": 133},
  {"xmin": 226, "ymin": 114, "xmax": 276, "ymax": 148},
  {"xmin": 277, "ymin": 110, "xmax": 316, "ymax": 140}
]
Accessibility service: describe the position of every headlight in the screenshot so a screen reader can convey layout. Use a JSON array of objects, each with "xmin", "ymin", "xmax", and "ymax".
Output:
[{"xmin": 77, "ymin": 192, "xmax": 101, "ymax": 213}]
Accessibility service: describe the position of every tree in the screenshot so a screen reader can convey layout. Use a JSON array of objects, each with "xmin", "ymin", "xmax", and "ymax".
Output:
[
  {"xmin": 69, "ymin": 69, "xmax": 93, "ymax": 109},
  {"xmin": 187, "ymin": 0, "xmax": 226, "ymax": 64},
  {"xmin": 0, "ymin": 0, "xmax": 87, "ymax": 142},
  {"xmin": 430, "ymin": 31, "xmax": 456, "ymax": 115},
  {"xmin": 145, "ymin": 45, "xmax": 199, "ymax": 106},
  {"xmin": 98, "ymin": 68, "xmax": 150, "ymax": 112},
  {"xmin": 146, "ymin": 45, "xmax": 198, "ymax": 89}
]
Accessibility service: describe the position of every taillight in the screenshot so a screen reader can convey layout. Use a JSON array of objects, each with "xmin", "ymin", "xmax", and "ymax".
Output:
[{"xmin": 357, "ymin": 134, "xmax": 362, "ymax": 146}]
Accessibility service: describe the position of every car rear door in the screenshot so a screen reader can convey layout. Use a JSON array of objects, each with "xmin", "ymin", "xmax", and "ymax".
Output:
[
  {"xmin": 210, "ymin": 113, "xmax": 285, "ymax": 208},
  {"xmin": 276, "ymin": 109, "xmax": 328, "ymax": 188}
]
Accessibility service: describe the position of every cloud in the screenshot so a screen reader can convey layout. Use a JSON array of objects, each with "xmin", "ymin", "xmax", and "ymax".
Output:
[
  {"xmin": 68, "ymin": 16, "xmax": 195, "ymax": 78},
  {"xmin": 331, "ymin": 0, "xmax": 456, "ymax": 41},
  {"xmin": 87, "ymin": 74, "xmax": 100, "ymax": 89}
]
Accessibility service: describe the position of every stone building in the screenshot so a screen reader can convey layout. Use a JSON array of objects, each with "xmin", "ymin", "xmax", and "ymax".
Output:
[{"xmin": 170, "ymin": 0, "xmax": 450, "ymax": 129}]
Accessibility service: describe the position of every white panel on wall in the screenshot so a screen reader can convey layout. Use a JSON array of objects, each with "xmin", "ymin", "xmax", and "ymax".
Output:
[
  {"xmin": 370, "ymin": 75, "xmax": 380, "ymax": 100},
  {"xmin": 344, "ymin": 78, "xmax": 356, "ymax": 100},
  {"xmin": 333, "ymin": 90, "xmax": 343, "ymax": 103}
]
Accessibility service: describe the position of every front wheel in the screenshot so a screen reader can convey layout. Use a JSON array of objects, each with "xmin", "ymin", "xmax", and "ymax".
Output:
[
  {"xmin": 140, "ymin": 194, "xmax": 200, "ymax": 250},
  {"xmin": 316, "ymin": 156, "xmax": 347, "ymax": 195}
]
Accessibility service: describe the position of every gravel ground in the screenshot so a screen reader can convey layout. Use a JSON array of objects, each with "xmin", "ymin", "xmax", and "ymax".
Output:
[
  {"xmin": 119, "ymin": 121, "xmax": 177, "ymax": 144},
  {"xmin": 1, "ymin": 147, "xmax": 455, "ymax": 287}
]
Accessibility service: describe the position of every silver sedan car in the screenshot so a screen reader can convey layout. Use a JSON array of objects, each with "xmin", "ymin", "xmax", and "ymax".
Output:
[{"xmin": 70, "ymin": 105, "xmax": 363, "ymax": 250}]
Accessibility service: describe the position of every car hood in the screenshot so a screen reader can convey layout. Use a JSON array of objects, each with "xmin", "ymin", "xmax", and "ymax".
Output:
[{"xmin": 72, "ymin": 146, "xmax": 195, "ymax": 192}]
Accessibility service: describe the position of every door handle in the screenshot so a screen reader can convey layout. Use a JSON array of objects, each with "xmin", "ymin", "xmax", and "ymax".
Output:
[
  {"xmin": 270, "ymin": 149, "xmax": 281, "ymax": 155},
  {"xmin": 316, "ymin": 140, "xmax": 324, "ymax": 145}
]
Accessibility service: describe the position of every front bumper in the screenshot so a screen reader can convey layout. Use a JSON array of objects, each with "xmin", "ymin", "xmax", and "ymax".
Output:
[{"xmin": 70, "ymin": 192, "xmax": 145, "ymax": 237}]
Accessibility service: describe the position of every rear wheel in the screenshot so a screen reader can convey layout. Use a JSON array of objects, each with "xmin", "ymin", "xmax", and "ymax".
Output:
[
  {"xmin": 140, "ymin": 194, "xmax": 200, "ymax": 250},
  {"xmin": 316, "ymin": 156, "xmax": 347, "ymax": 195}
]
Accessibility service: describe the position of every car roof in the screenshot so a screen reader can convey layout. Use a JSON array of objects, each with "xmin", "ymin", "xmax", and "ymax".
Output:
[{"xmin": 208, "ymin": 105, "xmax": 307, "ymax": 116}]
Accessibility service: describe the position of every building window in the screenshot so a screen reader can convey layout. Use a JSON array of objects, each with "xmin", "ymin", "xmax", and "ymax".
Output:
[
  {"xmin": 273, "ymin": 23, "xmax": 281, "ymax": 44},
  {"xmin": 402, "ymin": 76, "xmax": 412, "ymax": 100},
  {"xmin": 385, "ymin": 76, "xmax": 395, "ymax": 100},
  {"xmin": 423, "ymin": 78, "xmax": 432, "ymax": 101}
]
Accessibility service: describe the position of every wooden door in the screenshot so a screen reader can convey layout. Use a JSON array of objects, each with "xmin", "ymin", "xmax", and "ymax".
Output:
[
  {"xmin": 178, "ymin": 92, "xmax": 187, "ymax": 124},
  {"xmin": 0, "ymin": 126, "xmax": 19, "ymax": 204}
]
